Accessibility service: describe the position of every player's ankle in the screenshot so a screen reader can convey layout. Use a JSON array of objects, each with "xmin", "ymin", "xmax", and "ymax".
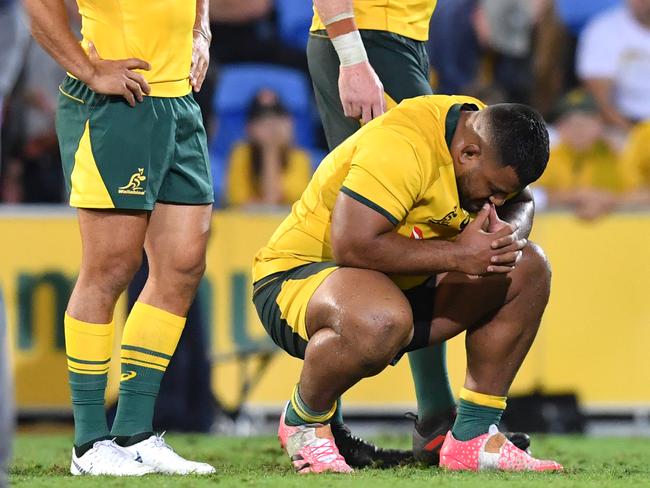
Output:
[
  {"xmin": 415, "ymin": 408, "xmax": 456, "ymax": 436},
  {"xmin": 284, "ymin": 384, "xmax": 336, "ymax": 426},
  {"xmin": 74, "ymin": 435, "xmax": 112, "ymax": 457},
  {"xmin": 113, "ymin": 431, "xmax": 154, "ymax": 447},
  {"xmin": 451, "ymin": 389, "xmax": 506, "ymax": 441}
]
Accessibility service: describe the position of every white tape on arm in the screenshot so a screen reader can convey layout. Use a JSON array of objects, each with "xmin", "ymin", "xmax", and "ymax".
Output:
[
  {"xmin": 331, "ymin": 31, "xmax": 368, "ymax": 67},
  {"xmin": 323, "ymin": 11, "xmax": 355, "ymax": 25}
]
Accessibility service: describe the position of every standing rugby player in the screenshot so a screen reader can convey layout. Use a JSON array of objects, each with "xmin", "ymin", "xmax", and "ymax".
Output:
[{"xmin": 24, "ymin": 0, "xmax": 215, "ymax": 476}]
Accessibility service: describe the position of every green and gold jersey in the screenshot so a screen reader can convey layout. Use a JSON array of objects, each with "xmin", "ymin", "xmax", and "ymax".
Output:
[
  {"xmin": 310, "ymin": 0, "xmax": 438, "ymax": 42},
  {"xmin": 253, "ymin": 95, "xmax": 486, "ymax": 289},
  {"xmin": 76, "ymin": 0, "xmax": 194, "ymax": 97}
]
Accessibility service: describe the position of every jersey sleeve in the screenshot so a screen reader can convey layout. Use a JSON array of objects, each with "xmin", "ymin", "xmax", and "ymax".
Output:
[{"xmin": 340, "ymin": 128, "xmax": 423, "ymax": 225}]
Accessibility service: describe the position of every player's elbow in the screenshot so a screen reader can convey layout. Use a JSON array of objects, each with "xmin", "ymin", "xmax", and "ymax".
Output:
[{"xmin": 331, "ymin": 234, "xmax": 372, "ymax": 268}]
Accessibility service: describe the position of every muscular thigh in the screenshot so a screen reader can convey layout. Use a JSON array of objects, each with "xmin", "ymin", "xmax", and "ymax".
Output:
[
  {"xmin": 306, "ymin": 267, "xmax": 413, "ymax": 342},
  {"xmin": 427, "ymin": 243, "xmax": 548, "ymax": 344},
  {"xmin": 144, "ymin": 202, "xmax": 212, "ymax": 272},
  {"xmin": 253, "ymin": 263, "xmax": 414, "ymax": 360},
  {"xmin": 426, "ymin": 273, "xmax": 511, "ymax": 344},
  {"xmin": 77, "ymin": 209, "xmax": 148, "ymax": 268}
]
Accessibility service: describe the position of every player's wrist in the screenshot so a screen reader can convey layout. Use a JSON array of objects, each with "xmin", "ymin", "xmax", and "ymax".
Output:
[
  {"xmin": 193, "ymin": 28, "xmax": 212, "ymax": 43},
  {"xmin": 79, "ymin": 64, "xmax": 100, "ymax": 88},
  {"xmin": 446, "ymin": 240, "xmax": 462, "ymax": 273},
  {"xmin": 331, "ymin": 30, "xmax": 368, "ymax": 67}
]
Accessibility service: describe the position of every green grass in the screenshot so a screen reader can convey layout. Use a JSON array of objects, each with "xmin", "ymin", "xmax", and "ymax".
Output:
[{"xmin": 10, "ymin": 432, "xmax": 650, "ymax": 487}]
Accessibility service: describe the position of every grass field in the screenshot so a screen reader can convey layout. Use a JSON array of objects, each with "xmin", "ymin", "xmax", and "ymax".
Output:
[{"xmin": 10, "ymin": 432, "xmax": 650, "ymax": 487}]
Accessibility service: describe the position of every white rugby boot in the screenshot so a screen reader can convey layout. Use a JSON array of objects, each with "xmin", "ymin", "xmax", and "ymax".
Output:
[
  {"xmin": 70, "ymin": 439, "xmax": 155, "ymax": 476},
  {"xmin": 122, "ymin": 432, "xmax": 216, "ymax": 475}
]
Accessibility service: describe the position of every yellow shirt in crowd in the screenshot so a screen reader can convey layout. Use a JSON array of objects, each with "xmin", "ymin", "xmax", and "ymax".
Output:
[
  {"xmin": 537, "ymin": 141, "xmax": 625, "ymax": 193},
  {"xmin": 226, "ymin": 143, "xmax": 312, "ymax": 207},
  {"xmin": 253, "ymin": 95, "xmax": 486, "ymax": 289},
  {"xmin": 311, "ymin": 0, "xmax": 438, "ymax": 41},
  {"xmin": 76, "ymin": 0, "xmax": 194, "ymax": 97},
  {"xmin": 619, "ymin": 121, "xmax": 650, "ymax": 191}
]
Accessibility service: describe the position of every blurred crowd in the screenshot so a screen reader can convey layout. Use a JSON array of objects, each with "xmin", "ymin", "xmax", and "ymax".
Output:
[{"xmin": 1, "ymin": 0, "xmax": 650, "ymax": 220}]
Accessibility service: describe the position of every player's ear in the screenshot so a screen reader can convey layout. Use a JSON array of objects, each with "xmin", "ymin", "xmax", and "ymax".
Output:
[{"xmin": 459, "ymin": 144, "xmax": 481, "ymax": 165}]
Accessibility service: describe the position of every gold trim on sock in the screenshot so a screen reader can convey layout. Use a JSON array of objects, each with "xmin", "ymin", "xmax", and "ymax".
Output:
[
  {"xmin": 68, "ymin": 365, "xmax": 110, "ymax": 375},
  {"xmin": 121, "ymin": 358, "xmax": 166, "ymax": 373},
  {"xmin": 64, "ymin": 313, "xmax": 114, "ymax": 368},
  {"xmin": 121, "ymin": 302, "xmax": 186, "ymax": 358},
  {"xmin": 290, "ymin": 384, "xmax": 337, "ymax": 424},
  {"xmin": 459, "ymin": 387, "xmax": 507, "ymax": 410},
  {"xmin": 120, "ymin": 349, "xmax": 170, "ymax": 369}
]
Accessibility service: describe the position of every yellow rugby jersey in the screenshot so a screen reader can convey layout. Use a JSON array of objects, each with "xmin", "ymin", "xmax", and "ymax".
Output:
[
  {"xmin": 76, "ymin": 0, "xmax": 194, "ymax": 97},
  {"xmin": 253, "ymin": 95, "xmax": 486, "ymax": 289},
  {"xmin": 311, "ymin": 0, "xmax": 437, "ymax": 41}
]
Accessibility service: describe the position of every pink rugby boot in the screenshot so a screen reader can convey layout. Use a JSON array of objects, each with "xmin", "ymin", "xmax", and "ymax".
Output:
[
  {"xmin": 278, "ymin": 404, "xmax": 353, "ymax": 474},
  {"xmin": 440, "ymin": 425, "xmax": 563, "ymax": 472}
]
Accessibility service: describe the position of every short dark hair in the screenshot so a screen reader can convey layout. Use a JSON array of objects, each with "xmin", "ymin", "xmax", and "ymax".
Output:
[{"xmin": 485, "ymin": 103, "xmax": 550, "ymax": 186}]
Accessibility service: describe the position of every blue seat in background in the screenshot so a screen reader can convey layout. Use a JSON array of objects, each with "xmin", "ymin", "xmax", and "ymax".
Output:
[
  {"xmin": 275, "ymin": 0, "xmax": 314, "ymax": 50},
  {"xmin": 209, "ymin": 63, "xmax": 315, "ymax": 205},
  {"xmin": 554, "ymin": 0, "xmax": 621, "ymax": 35}
]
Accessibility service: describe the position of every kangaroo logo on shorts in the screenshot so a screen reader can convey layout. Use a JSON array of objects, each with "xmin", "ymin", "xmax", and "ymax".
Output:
[{"xmin": 118, "ymin": 168, "xmax": 147, "ymax": 195}]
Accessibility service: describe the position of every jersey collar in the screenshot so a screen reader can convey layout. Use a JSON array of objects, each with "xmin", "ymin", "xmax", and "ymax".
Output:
[{"xmin": 445, "ymin": 103, "xmax": 480, "ymax": 150}]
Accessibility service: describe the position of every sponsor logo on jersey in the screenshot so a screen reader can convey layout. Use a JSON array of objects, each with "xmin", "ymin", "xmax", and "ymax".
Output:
[
  {"xmin": 118, "ymin": 168, "xmax": 146, "ymax": 195},
  {"xmin": 428, "ymin": 206, "xmax": 458, "ymax": 226},
  {"xmin": 411, "ymin": 226, "xmax": 424, "ymax": 239}
]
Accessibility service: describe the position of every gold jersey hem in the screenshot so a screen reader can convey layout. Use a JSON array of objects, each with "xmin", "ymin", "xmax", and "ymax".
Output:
[
  {"xmin": 65, "ymin": 73, "xmax": 191, "ymax": 98},
  {"xmin": 310, "ymin": 18, "xmax": 429, "ymax": 42},
  {"xmin": 253, "ymin": 257, "xmax": 314, "ymax": 284}
]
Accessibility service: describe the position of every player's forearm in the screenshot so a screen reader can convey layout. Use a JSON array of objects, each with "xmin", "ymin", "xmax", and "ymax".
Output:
[
  {"xmin": 314, "ymin": 0, "xmax": 355, "ymax": 34},
  {"xmin": 497, "ymin": 187, "xmax": 534, "ymax": 240},
  {"xmin": 333, "ymin": 230, "xmax": 460, "ymax": 275},
  {"xmin": 194, "ymin": 0, "xmax": 212, "ymax": 41},
  {"xmin": 23, "ymin": 0, "xmax": 95, "ymax": 83},
  {"xmin": 314, "ymin": 0, "xmax": 367, "ymax": 66}
]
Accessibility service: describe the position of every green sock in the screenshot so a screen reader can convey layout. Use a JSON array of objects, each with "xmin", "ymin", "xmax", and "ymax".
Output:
[
  {"xmin": 331, "ymin": 398, "xmax": 344, "ymax": 426},
  {"xmin": 452, "ymin": 398, "xmax": 505, "ymax": 441},
  {"xmin": 111, "ymin": 364, "xmax": 164, "ymax": 436},
  {"xmin": 64, "ymin": 313, "xmax": 114, "ymax": 454},
  {"xmin": 407, "ymin": 343, "xmax": 456, "ymax": 422},
  {"xmin": 69, "ymin": 372, "xmax": 111, "ymax": 453},
  {"xmin": 284, "ymin": 384, "xmax": 336, "ymax": 426},
  {"xmin": 110, "ymin": 302, "xmax": 185, "ymax": 437}
]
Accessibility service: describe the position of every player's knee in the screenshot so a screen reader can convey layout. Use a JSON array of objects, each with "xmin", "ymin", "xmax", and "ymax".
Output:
[
  {"xmin": 520, "ymin": 242, "xmax": 551, "ymax": 283},
  {"xmin": 353, "ymin": 309, "xmax": 413, "ymax": 374},
  {"xmin": 168, "ymin": 247, "xmax": 207, "ymax": 285},
  {"xmin": 88, "ymin": 250, "xmax": 143, "ymax": 297},
  {"xmin": 512, "ymin": 241, "xmax": 551, "ymax": 305}
]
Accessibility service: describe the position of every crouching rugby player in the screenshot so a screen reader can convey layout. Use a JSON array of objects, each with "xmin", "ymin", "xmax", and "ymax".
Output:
[{"xmin": 252, "ymin": 95, "xmax": 563, "ymax": 474}]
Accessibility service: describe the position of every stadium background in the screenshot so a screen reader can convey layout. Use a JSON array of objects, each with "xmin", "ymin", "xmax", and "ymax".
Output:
[{"xmin": 2, "ymin": 0, "xmax": 650, "ymax": 455}]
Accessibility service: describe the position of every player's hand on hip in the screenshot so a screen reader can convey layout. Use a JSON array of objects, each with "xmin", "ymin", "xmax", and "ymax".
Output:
[
  {"xmin": 190, "ymin": 30, "xmax": 211, "ymax": 92},
  {"xmin": 338, "ymin": 60, "xmax": 386, "ymax": 124},
  {"xmin": 453, "ymin": 204, "xmax": 520, "ymax": 275},
  {"xmin": 85, "ymin": 42, "xmax": 151, "ymax": 107}
]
